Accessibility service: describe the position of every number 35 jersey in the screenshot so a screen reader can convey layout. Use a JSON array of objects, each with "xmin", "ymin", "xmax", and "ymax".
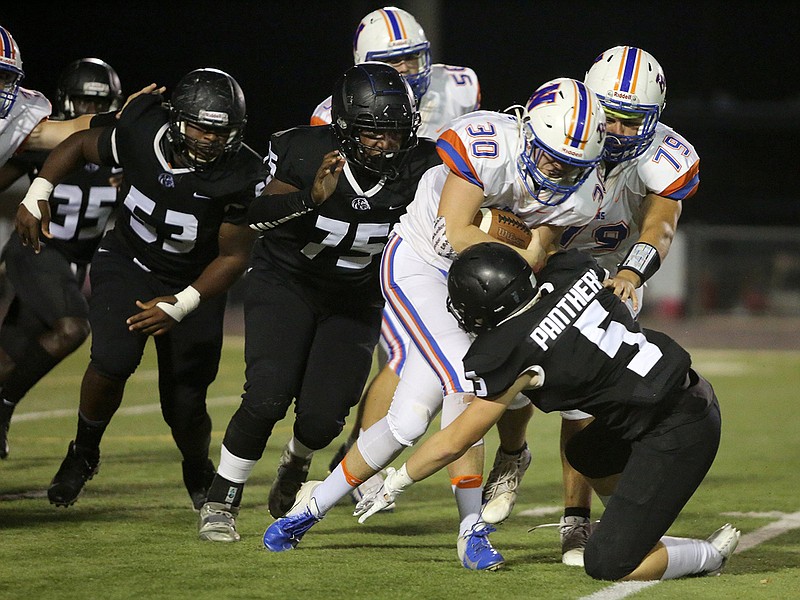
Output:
[
  {"xmin": 463, "ymin": 249, "xmax": 692, "ymax": 439},
  {"xmin": 560, "ymin": 123, "xmax": 699, "ymax": 272},
  {"xmin": 252, "ymin": 125, "xmax": 440, "ymax": 304},
  {"xmin": 96, "ymin": 94, "xmax": 266, "ymax": 285}
]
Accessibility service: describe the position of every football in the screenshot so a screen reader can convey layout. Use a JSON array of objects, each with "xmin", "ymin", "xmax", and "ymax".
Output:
[{"xmin": 472, "ymin": 207, "xmax": 532, "ymax": 249}]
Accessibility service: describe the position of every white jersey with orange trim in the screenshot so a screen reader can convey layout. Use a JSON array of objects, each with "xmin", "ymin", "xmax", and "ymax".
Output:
[
  {"xmin": 560, "ymin": 122, "xmax": 699, "ymax": 271},
  {"xmin": 395, "ymin": 110, "xmax": 601, "ymax": 272},
  {"xmin": 310, "ymin": 64, "xmax": 480, "ymax": 141},
  {"xmin": 0, "ymin": 87, "xmax": 51, "ymax": 166}
]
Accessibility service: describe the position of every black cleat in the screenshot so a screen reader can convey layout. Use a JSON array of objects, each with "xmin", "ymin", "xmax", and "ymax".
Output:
[
  {"xmin": 268, "ymin": 445, "xmax": 312, "ymax": 518},
  {"xmin": 182, "ymin": 458, "xmax": 216, "ymax": 511},
  {"xmin": 48, "ymin": 441, "xmax": 100, "ymax": 507},
  {"xmin": 0, "ymin": 401, "xmax": 13, "ymax": 460}
]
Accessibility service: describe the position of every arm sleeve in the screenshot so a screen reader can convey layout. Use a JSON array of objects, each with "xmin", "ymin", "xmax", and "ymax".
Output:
[{"xmin": 248, "ymin": 188, "xmax": 316, "ymax": 231}]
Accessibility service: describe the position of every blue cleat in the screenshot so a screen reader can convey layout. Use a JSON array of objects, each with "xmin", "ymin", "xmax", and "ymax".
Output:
[
  {"xmin": 457, "ymin": 524, "xmax": 505, "ymax": 571},
  {"xmin": 263, "ymin": 507, "xmax": 322, "ymax": 551}
]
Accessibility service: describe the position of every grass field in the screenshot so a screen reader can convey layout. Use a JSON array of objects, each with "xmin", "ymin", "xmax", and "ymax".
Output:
[{"xmin": 1, "ymin": 335, "xmax": 799, "ymax": 599}]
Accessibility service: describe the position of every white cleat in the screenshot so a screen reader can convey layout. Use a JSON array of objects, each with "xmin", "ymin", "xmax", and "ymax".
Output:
[
  {"xmin": 705, "ymin": 523, "xmax": 741, "ymax": 576},
  {"xmin": 481, "ymin": 447, "xmax": 531, "ymax": 524},
  {"xmin": 198, "ymin": 502, "xmax": 241, "ymax": 542}
]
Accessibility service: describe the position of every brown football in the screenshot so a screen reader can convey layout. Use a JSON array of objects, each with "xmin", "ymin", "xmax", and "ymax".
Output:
[{"xmin": 472, "ymin": 207, "xmax": 532, "ymax": 249}]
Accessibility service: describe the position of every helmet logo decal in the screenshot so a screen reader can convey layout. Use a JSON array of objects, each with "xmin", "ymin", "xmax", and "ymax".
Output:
[
  {"xmin": 565, "ymin": 81, "xmax": 591, "ymax": 150},
  {"xmin": 526, "ymin": 83, "xmax": 558, "ymax": 110},
  {"xmin": 617, "ymin": 47, "xmax": 641, "ymax": 93},
  {"xmin": 351, "ymin": 196, "xmax": 371, "ymax": 211},
  {"xmin": 158, "ymin": 173, "xmax": 175, "ymax": 188}
]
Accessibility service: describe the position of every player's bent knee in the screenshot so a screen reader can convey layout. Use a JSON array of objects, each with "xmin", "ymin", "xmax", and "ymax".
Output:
[
  {"xmin": 47, "ymin": 317, "xmax": 90, "ymax": 356},
  {"xmin": 386, "ymin": 405, "xmax": 430, "ymax": 447},
  {"xmin": 583, "ymin": 545, "xmax": 633, "ymax": 581}
]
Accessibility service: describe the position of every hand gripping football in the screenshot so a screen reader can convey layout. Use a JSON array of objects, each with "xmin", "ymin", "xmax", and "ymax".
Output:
[{"xmin": 473, "ymin": 207, "xmax": 532, "ymax": 249}]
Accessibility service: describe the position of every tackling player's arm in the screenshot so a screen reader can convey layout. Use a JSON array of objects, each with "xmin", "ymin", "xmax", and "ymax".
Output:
[
  {"xmin": 356, "ymin": 369, "xmax": 538, "ymax": 522},
  {"xmin": 248, "ymin": 150, "xmax": 344, "ymax": 230},
  {"xmin": 604, "ymin": 193, "xmax": 681, "ymax": 310},
  {"xmin": 15, "ymin": 127, "xmax": 107, "ymax": 252},
  {"xmin": 126, "ymin": 222, "xmax": 257, "ymax": 337}
]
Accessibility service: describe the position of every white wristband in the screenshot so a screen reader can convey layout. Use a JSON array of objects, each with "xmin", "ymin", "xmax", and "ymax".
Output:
[
  {"xmin": 20, "ymin": 177, "xmax": 55, "ymax": 220},
  {"xmin": 156, "ymin": 285, "xmax": 201, "ymax": 323}
]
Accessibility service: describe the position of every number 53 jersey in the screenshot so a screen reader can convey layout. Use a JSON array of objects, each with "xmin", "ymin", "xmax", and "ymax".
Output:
[
  {"xmin": 96, "ymin": 94, "xmax": 266, "ymax": 285},
  {"xmin": 463, "ymin": 249, "xmax": 692, "ymax": 440},
  {"xmin": 252, "ymin": 125, "xmax": 440, "ymax": 305}
]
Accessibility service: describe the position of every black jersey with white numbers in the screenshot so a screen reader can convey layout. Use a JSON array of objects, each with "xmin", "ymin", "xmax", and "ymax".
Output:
[
  {"xmin": 464, "ymin": 249, "xmax": 692, "ymax": 439},
  {"xmin": 15, "ymin": 149, "xmax": 122, "ymax": 265},
  {"xmin": 252, "ymin": 125, "xmax": 440, "ymax": 304},
  {"xmin": 95, "ymin": 94, "xmax": 265, "ymax": 286}
]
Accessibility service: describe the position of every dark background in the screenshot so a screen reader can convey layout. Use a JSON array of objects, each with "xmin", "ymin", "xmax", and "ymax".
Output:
[{"xmin": 4, "ymin": 1, "xmax": 799, "ymax": 226}]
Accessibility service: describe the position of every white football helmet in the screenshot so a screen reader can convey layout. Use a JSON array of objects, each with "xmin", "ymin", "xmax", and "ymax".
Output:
[
  {"xmin": 585, "ymin": 46, "xmax": 666, "ymax": 162},
  {"xmin": 0, "ymin": 25, "xmax": 24, "ymax": 119},
  {"xmin": 516, "ymin": 78, "xmax": 606, "ymax": 206},
  {"xmin": 352, "ymin": 7, "xmax": 432, "ymax": 100}
]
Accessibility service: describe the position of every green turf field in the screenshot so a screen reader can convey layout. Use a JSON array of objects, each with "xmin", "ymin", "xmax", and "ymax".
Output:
[{"xmin": 1, "ymin": 338, "xmax": 798, "ymax": 599}]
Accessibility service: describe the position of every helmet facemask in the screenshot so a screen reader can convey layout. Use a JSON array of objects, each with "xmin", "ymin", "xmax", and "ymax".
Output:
[
  {"xmin": 584, "ymin": 46, "xmax": 666, "ymax": 162},
  {"xmin": 167, "ymin": 68, "xmax": 247, "ymax": 172},
  {"xmin": 332, "ymin": 62, "xmax": 421, "ymax": 180},
  {"xmin": 353, "ymin": 7, "xmax": 432, "ymax": 101},
  {"xmin": 0, "ymin": 26, "xmax": 24, "ymax": 119},
  {"xmin": 516, "ymin": 78, "xmax": 606, "ymax": 206},
  {"xmin": 56, "ymin": 58, "xmax": 123, "ymax": 119}
]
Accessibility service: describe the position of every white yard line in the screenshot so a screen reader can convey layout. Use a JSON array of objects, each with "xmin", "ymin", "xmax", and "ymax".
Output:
[{"xmin": 11, "ymin": 395, "xmax": 242, "ymax": 423}]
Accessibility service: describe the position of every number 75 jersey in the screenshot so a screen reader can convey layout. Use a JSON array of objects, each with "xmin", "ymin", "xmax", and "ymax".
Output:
[{"xmin": 560, "ymin": 122, "xmax": 699, "ymax": 272}]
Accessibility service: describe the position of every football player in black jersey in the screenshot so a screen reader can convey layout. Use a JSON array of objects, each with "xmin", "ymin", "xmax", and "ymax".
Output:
[
  {"xmin": 354, "ymin": 243, "xmax": 740, "ymax": 580},
  {"xmin": 197, "ymin": 62, "xmax": 440, "ymax": 542},
  {"xmin": 16, "ymin": 68, "xmax": 266, "ymax": 510},
  {"xmin": 0, "ymin": 58, "xmax": 124, "ymax": 460}
]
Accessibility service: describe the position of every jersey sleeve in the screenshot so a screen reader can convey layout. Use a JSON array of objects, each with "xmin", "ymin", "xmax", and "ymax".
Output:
[
  {"xmin": 638, "ymin": 127, "xmax": 700, "ymax": 200},
  {"xmin": 310, "ymin": 96, "xmax": 333, "ymax": 126}
]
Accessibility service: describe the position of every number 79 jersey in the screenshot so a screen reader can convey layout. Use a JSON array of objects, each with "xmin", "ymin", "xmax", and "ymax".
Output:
[
  {"xmin": 560, "ymin": 122, "xmax": 699, "ymax": 272},
  {"xmin": 463, "ymin": 249, "xmax": 692, "ymax": 439}
]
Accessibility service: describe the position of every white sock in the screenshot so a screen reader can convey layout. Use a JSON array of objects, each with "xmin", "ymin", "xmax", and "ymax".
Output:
[
  {"xmin": 217, "ymin": 444, "xmax": 258, "ymax": 484},
  {"xmin": 307, "ymin": 463, "xmax": 357, "ymax": 515},
  {"xmin": 452, "ymin": 484, "xmax": 483, "ymax": 536},
  {"xmin": 287, "ymin": 436, "xmax": 315, "ymax": 459},
  {"xmin": 661, "ymin": 536, "xmax": 723, "ymax": 579}
]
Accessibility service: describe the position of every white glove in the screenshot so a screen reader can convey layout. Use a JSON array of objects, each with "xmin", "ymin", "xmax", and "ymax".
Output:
[{"xmin": 353, "ymin": 465, "xmax": 414, "ymax": 524}]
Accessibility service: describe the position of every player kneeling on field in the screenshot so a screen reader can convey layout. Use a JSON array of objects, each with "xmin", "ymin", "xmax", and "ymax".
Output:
[{"xmin": 355, "ymin": 243, "xmax": 740, "ymax": 580}]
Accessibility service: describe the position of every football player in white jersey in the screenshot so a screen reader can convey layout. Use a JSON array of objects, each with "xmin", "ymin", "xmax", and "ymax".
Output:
[
  {"xmin": 262, "ymin": 78, "xmax": 606, "ymax": 572},
  {"xmin": 483, "ymin": 46, "xmax": 701, "ymax": 567},
  {"xmin": 307, "ymin": 6, "xmax": 481, "ymax": 502},
  {"xmin": 0, "ymin": 25, "xmax": 131, "ymax": 187}
]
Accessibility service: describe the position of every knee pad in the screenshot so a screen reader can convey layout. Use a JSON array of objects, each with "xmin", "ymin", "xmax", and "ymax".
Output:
[
  {"xmin": 508, "ymin": 392, "xmax": 532, "ymax": 411},
  {"xmin": 292, "ymin": 415, "xmax": 344, "ymax": 452},
  {"xmin": 440, "ymin": 393, "xmax": 484, "ymax": 448},
  {"xmin": 583, "ymin": 540, "xmax": 633, "ymax": 581},
  {"xmin": 385, "ymin": 377, "xmax": 440, "ymax": 446}
]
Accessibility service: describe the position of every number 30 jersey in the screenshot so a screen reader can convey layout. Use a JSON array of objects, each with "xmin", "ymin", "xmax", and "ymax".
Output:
[
  {"xmin": 463, "ymin": 249, "xmax": 692, "ymax": 439},
  {"xmin": 396, "ymin": 110, "xmax": 600, "ymax": 272},
  {"xmin": 252, "ymin": 125, "xmax": 440, "ymax": 305},
  {"xmin": 560, "ymin": 123, "xmax": 699, "ymax": 272},
  {"xmin": 96, "ymin": 94, "xmax": 266, "ymax": 286}
]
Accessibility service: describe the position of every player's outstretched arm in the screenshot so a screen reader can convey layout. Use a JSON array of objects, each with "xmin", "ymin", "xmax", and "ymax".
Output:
[
  {"xmin": 16, "ymin": 127, "xmax": 106, "ymax": 252},
  {"xmin": 126, "ymin": 223, "xmax": 257, "ymax": 336}
]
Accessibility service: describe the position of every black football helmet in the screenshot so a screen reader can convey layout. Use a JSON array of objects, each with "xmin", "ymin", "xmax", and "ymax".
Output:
[
  {"xmin": 55, "ymin": 58, "xmax": 123, "ymax": 118},
  {"xmin": 447, "ymin": 243, "xmax": 538, "ymax": 334},
  {"xmin": 331, "ymin": 62, "xmax": 420, "ymax": 179},
  {"xmin": 167, "ymin": 68, "xmax": 247, "ymax": 170}
]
